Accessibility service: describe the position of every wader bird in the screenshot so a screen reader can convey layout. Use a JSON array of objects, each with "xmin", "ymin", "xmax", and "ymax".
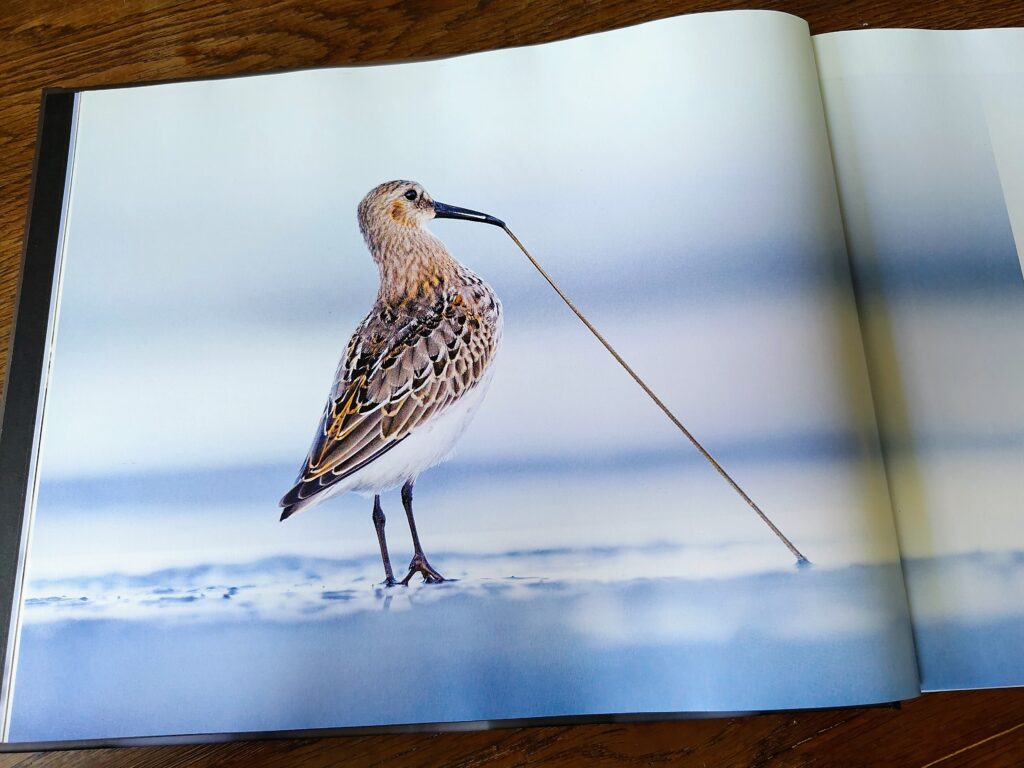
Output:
[{"xmin": 280, "ymin": 180, "xmax": 504, "ymax": 586}]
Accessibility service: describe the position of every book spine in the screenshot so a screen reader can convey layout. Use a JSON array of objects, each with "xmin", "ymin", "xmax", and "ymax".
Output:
[{"xmin": 0, "ymin": 90, "xmax": 78, "ymax": 741}]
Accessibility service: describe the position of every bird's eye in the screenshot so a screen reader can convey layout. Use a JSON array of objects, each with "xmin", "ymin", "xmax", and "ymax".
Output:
[{"xmin": 404, "ymin": 189, "xmax": 418, "ymax": 201}]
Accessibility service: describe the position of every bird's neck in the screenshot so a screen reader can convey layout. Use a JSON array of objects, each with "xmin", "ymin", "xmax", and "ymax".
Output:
[{"xmin": 366, "ymin": 224, "xmax": 459, "ymax": 305}]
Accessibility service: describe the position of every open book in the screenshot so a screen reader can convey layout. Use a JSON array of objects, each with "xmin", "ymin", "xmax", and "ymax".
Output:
[{"xmin": 1, "ymin": 9, "xmax": 1021, "ymax": 750}]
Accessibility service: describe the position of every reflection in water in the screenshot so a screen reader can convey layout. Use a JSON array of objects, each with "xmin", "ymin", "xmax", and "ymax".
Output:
[
  {"xmin": 24, "ymin": 542, "xmax": 873, "ymax": 625},
  {"xmin": 10, "ymin": 556, "xmax": 920, "ymax": 743}
]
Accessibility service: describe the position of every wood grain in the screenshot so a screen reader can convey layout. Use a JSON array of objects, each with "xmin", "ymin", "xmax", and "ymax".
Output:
[{"xmin": 2, "ymin": 1, "xmax": 1024, "ymax": 766}]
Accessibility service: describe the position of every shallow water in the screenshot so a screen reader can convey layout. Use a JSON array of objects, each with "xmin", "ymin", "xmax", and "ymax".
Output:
[
  {"xmin": 9, "ymin": 557, "xmax": 918, "ymax": 743},
  {"xmin": 10, "ymin": 450, "xmax": 921, "ymax": 744},
  {"xmin": 903, "ymin": 553, "xmax": 1024, "ymax": 692}
]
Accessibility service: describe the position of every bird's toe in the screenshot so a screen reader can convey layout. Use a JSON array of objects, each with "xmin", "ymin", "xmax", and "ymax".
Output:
[{"xmin": 400, "ymin": 553, "xmax": 445, "ymax": 585}]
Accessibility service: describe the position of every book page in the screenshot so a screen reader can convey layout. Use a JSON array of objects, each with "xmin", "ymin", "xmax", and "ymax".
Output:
[
  {"xmin": 815, "ymin": 29, "xmax": 1024, "ymax": 692},
  {"xmin": 4, "ymin": 11, "xmax": 918, "ymax": 744}
]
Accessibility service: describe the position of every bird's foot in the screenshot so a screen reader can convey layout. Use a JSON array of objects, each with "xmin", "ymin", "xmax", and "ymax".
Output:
[
  {"xmin": 400, "ymin": 552, "xmax": 445, "ymax": 585},
  {"xmin": 381, "ymin": 575, "xmax": 397, "ymax": 588}
]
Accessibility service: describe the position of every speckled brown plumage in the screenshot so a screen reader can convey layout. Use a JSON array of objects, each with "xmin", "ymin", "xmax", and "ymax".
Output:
[{"xmin": 279, "ymin": 181, "xmax": 502, "ymax": 555}]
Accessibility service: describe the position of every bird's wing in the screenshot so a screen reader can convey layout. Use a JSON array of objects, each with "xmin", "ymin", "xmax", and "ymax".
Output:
[{"xmin": 280, "ymin": 292, "xmax": 497, "ymax": 514}]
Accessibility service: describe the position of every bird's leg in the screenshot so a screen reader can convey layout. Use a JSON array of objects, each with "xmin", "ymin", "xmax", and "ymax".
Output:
[
  {"xmin": 372, "ymin": 495, "xmax": 396, "ymax": 587},
  {"xmin": 399, "ymin": 480, "xmax": 445, "ymax": 585}
]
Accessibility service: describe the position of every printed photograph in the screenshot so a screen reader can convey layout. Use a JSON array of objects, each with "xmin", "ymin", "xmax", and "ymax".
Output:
[
  {"xmin": 817, "ymin": 29, "xmax": 1024, "ymax": 692},
  {"xmin": 7, "ymin": 12, "xmax": 920, "ymax": 743}
]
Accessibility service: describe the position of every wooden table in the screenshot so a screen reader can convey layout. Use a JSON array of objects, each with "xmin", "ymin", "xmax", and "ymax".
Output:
[{"xmin": 2, "ymin": 1, "xmax": 1023, "ymax": 765}]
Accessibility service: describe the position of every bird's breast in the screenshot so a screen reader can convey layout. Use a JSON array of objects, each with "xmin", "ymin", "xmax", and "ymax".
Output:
[{"xmin": 453, "ymin": 269, "xmax": 502, "ymax": 330}]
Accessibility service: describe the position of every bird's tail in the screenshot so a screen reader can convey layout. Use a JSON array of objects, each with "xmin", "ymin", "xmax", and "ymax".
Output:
[{"xmin": 278, "ymin": 484, "xmax": 315, "ymax": 521}]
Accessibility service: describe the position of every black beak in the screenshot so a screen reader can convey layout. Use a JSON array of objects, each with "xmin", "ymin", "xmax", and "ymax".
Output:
[{"xmin": 432, "ymin": 200, "xmax": 505, "ymax": 228}]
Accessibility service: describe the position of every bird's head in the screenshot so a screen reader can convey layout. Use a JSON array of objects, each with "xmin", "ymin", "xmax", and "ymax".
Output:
[
  {"xmin": 358, "ymin": 180, "xmax": 504, "ymax": 241},
  {"xmin": 358, "ymin": 180, "xmax": 434, "ymax": 232},
  {"xmin": 356, "ymin": 181, "xmax": 505, "ymax": 289}
]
